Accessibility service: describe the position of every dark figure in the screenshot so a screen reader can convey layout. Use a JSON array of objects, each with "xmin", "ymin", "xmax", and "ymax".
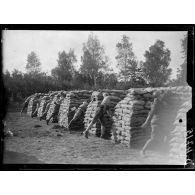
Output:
[
  {"xmin": 140, "ymin": 90, "xmax": 171, "ymax": 156},
  {"xmin": 83, "ymin": 93, "xmax": 112, "ymax": 139},
  {"xmin": 68, "ymin": 101, "xmax": 89, "ymax": 132},
  {"xmin": 31, "ymin": 97, "xmax": 42, "ymax": 118},
  {"xmin": 20, "ymin": 95, "xmax": 35, "ymax": 115},
  {"xmin": 39, "ymin": 99, "xmax": 52, "ymax": 121},
  {"xmin": 46, "ymin": 94, "xmax": 64, "ymax": 125}
]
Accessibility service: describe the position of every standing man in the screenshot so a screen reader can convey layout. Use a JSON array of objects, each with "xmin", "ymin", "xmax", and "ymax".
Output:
[
  {"xmin": 68, "ymin": 100, "xmax": 89, "ymax": 133},
  {"xmin": 83, "ymin": 92, "xmax": 112, "ymax": 139},
  {"xmin": 39, "ymin": 97, "xmax": 52, "ymax": 121},
  {"xmin": 140, "ymin": 90, "xmax": 171, "ymax": 156},
  {"xmin": 30, "ymin": 94, "xmax": 44, "ymax": 117},
  {"xmin": 46, "ymin": 93, "xmax": 64, "ymax": 125},
  {"xmin": 20, "ymin": 94, "xmax": 36, "ymax": 115}
]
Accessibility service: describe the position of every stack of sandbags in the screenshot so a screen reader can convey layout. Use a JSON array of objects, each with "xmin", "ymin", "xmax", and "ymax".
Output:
[
  {"xmin": 112, "ymin": 86, "xmax": 192, "ymax": 150},
  {"xmin": 37, "ymin": 96, "xmax": 49, "ymax": 119},
  {"xmin": 45, "ymin": 91, "xmax": 67, "ymax": 122},
  {"xmin": 58, "ymin": 95, "xmax": 69, "ymax": 128},
  {"xmin": 27, "ymin": 95, "xmax": 37, "ymax": 116},
  {"xmin": 58, "ymin": 90, "xmax": 92, "ymax": 130},
  {"xmin": 48, "ymin": 91, "xmax": 61, "ymax": 95},
  {"xmin": 169, "ymin": 86, "xmax": 192, "ymax": 164},
  {"xmin": 111, "ymin": 88, "xmax": 154, "ymax": 147},
  {"xmin": 46, "ymin": 94, "xmax": 59, "ymax": 123},
  {"xmin": 26, "ymin": 92, "xmax": 49, "ymax": 117},
  {"xmin": 84, "ymin": 96, "xmax": 102, "ymax": 137},
  {"xmin": 84, "ymin": 90, "xmax": 127, "ymax": 138}
]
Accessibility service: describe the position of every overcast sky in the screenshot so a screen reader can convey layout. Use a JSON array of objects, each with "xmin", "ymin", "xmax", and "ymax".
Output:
[{"xmin": 3, "ymin": 30, "xmax": 187, "ymax": 79}]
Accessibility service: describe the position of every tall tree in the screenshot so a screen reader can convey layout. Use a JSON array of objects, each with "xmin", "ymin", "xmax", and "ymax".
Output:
[
  {"xmin": 115, "ymin": 35, "xmax": 138, "ymax": 83},
  {"xmin": 80, "ymin": 33, "xmax": 109, "ymax": 88},
  {"xmin": 25, "ymin": 51, "xmax": 41, "ymax": 74},
  {"xmin": 141, "ymin": 40, "xmax": 172, "ymax": 87},
  {"xmin": 175, "ymin": 34, "xmax": 188, "ymax": 85},
  {"xmin": 51, "ymin": 49, "xmax": 76, "ymax": 89}
]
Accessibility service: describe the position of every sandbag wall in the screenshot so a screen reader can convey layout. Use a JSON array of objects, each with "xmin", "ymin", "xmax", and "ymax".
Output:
[
  {"xmin": 58, "ymin": 90, "xmax": 92, "ymax": 131},
  {"xmin": 111, "ymin": 88, "xmax": 154, "ymax": 147},
  {"xmin": 84, "ymin": 91, "xmax": 102, "ymax": 137},
  {"xmin": 84, "ymin": 90, "xmax": 127, "ymax": 138},
  {"xmin": 111, "ymin": 86, "xmax": 192, "ymax": 151},
  {"xmin": 27, "ymin": 95, "xmax": 37, "ymax": 116},
  {"xmin": 46, "ymin": 94, "xmax": 59, "ymax": 123},
  {"xmin": 37, "ymin": 97, "xmax": 48, "ymax": 119},
  {"xmin": 169, "ymin": 87, "xmax": 192, "ymax": 164}
]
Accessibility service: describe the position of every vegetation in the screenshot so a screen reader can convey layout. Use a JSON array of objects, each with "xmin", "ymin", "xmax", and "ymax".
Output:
[
  {"xmin": 171, "ymin": 35, "xmax": 188, "ymax": 86},
  {"xmin": 141, "ymin": 40, "xmax": 172, "ymax": 87},
  {"xmin": 3, "ymin": 33, "xmax": 187, "ymax": 102}
]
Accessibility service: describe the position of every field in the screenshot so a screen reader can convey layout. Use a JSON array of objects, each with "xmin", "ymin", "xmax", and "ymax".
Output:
[{"xmin": 3, "ymin": 111, "xmax": 170, "ymax": 165}]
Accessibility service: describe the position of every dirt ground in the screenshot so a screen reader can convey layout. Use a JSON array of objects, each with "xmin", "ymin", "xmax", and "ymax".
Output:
[{"xmin": 3, "ymin": 112, "xmax": 171, "ymax": 164}]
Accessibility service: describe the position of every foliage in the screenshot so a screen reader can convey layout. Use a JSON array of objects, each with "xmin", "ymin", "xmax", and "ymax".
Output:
[
  {"xmin": 175, "ymin": 34, "xmax": 188, "ymax": 85},
  {"xmin": 51, "ymin": 49, "xmax": 77, "ymax": 89},
  {"xmin": 25, "ymin": 51, "xmax": 41, "ymax": 74},
  {"xmin": 80, "ymin": 33, "xmax": 109, "ymax": 88},
  {"xmin": 3, "ymin": 34, "xmax": 177, "ymax": 102},
  {"xmin": 115, "ymin": 35, "xmax": 139, "ymax": 83},
  {"xmin": 141, "ymin": 40, "xmax": 172, "ymax": 87},
  {"xmin": 3, "ymin": 70, "xmax": 60, "ymax": 102}
]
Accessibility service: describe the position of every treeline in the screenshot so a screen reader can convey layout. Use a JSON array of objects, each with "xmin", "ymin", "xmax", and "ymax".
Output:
[{"xmin": 3, "ymin": 33, "xmax": 187, "ymax": 102}]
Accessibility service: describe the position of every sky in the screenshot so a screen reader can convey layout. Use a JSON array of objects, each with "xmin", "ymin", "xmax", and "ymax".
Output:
[{"xmin": 3, "ymin": 30, "xmax": 187, "ymax": 79}]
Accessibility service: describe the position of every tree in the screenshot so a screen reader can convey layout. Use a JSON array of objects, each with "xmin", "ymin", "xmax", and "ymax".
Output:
[
  {"xmin": 3, "ymin": 70, "xmax": 12, "ymax": 98},
  {"xmin": 175, "ymin": 34, "xmax": 188, "ymax": 85},
  {"xmin": 115, "ymin": 35, "xmax": 138, "ymax": 83},
  {"xmin": 80, "ymin": 33, "xmax": 109, "ymax": 88},
  {"xmin": 25, "ymin": 51, "xmax": 41, "ymax": 74},
  {"xmin": 141, "ymin": 40, "xmax": 172, "ymax": 87},
  {"xmin": 10, "ymin": 69, "xmax": 24, "ymax": 100},
  {"xmin": 95, "ymin": 70, "xmax": 118, "ymax": 89},
  {"xmin": 51, "ymin": 49, "xmax": 76, "ymax": 89}
]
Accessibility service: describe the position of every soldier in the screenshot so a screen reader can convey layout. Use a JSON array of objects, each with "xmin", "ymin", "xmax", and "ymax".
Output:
[
  {"xmin": 20, "ymin": 94, "xmax": 36, "ymax": 115},
  {"xmin": 83, "ymin": 92, "xmax": 112, "ymax": 139},
  {"xmin": 39, "ymin": 97, "xmax": 52, "ymax": 121},
  {"xmin": 140, "ymin": 90, "xmax": 171, "ymax": 156},
  {"xmin": 46, "ymin": 93, "xmax": 65, "ymax": 125},
  {"xmin": 31, "ymin": 94, "xmax": 44, "ymax": 117},
  {"xmin": 68, "ymin": 100, "xmax": 90, "ymax": 133}
]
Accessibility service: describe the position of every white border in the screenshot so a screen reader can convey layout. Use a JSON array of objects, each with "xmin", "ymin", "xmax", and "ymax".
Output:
[{"xmin": 0, "ymin": 0, "xmax": 194, "ymax": 24}]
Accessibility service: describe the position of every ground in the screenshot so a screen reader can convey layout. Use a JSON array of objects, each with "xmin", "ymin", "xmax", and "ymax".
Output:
[{"xmin": 3, "ymin": 112, "xmax": 171, "ymax": 164}]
